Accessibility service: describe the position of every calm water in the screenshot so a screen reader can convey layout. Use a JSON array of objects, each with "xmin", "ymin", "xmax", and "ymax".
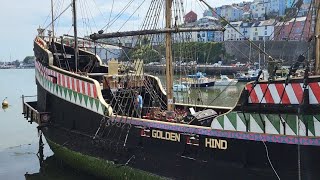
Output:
[
  {"xmin": 0, "ymin": 69, "xmax": 97, "ymax": 179},
  {"xmin": 0, "ymin": 69, "xmax": 244, "ymax": 179}
]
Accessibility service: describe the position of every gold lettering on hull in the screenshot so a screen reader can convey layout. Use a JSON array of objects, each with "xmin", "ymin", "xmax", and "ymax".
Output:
[
  {"xmin": 205, "ymin": 138, "xmax": 228, "ymax": 150},
  {"xmin": 151, "ymin": 130, "xmax": 181, "ymax": 142}
]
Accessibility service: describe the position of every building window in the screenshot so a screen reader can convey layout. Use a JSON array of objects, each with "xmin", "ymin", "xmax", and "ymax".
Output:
[
  {"xmin": 265, "ymin": 26, "xmax": 267, "ymax": 30},
  {"xmin": 265, "ymin": 31, "xmax": 267, "ymax": 35}
]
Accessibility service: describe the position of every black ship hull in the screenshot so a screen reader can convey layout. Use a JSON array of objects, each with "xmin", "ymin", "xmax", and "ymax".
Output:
[
  {"xmin": 189, "ymin": 81, "xmax": 215, "ymax": 88},
  {"xmin": 37, "ymin": 81, "xmax": 320, "ymax": 180},
  {"xmin": 27, "ymin": 37, "xmax": 320, "ymax": 179}
]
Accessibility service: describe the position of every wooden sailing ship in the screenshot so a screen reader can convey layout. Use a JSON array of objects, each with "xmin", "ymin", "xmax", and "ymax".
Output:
[{"xmin": 22, "ymin": 0, "xmax": 320, "ymax": 179}]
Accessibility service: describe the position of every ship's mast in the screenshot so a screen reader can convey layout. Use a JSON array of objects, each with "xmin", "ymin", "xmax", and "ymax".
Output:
[
  {"xmin": 51, "ymin": 0, "xmax": 55, "ymax": 41},
  {"xmin": 72, "ymin": 0, "xmax": 79, "ymax": 73},
  {"xmin": 315, "ymin": 0, "xmax": 320, "ymax": 74},
  {"xmin": 165, "ymin": 0, "xmax": 174, "ymax": 111}
]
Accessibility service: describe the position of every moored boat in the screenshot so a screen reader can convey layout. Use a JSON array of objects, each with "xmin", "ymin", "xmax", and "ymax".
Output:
[{"xmin": 215, "ymin": 75, "xmax": 238, "ymax": 86}]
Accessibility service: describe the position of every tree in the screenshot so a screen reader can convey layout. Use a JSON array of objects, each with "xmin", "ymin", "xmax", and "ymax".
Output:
[
  {"xmin": 23, "ymin": 56, "xmax": 35, "ymax": 64},
  {"xmin": 13, "ymin": 60, "xmax": 20, "ymax": 67}
]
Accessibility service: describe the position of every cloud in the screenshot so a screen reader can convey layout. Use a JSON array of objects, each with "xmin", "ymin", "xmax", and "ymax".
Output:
[{"xmin": 0, "ymin": 0, "xmax": 244, "ymax": 61}]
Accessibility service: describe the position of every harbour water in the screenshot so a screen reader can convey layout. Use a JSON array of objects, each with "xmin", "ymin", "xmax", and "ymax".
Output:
[
  {"xmin": 0, "ymin": 69, "xmax": 245, "ymax": 179},
  {"xmin": 0, "ymin": 69, "xmax": 99, "ymax": 179}
]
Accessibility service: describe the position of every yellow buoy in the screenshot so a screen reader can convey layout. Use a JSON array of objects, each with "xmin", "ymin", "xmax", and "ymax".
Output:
[{"xmin": 2, "ymin": 97, "xmax": 8, "ymax": 107}]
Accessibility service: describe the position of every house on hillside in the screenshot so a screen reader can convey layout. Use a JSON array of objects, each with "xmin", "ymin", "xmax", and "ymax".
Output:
[{"xmin": 184, "ymin": 11, "xmax": 197, "ymax": 24}]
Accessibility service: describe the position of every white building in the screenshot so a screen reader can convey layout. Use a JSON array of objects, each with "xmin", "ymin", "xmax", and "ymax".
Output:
[
  {"xmin": 250, "ymin": 1, "xmax": 266, "ymax": 20},
  {"xmin": 250, "ymin": 19, "xmax": 276, "ymax": 41},
  {"xmin": 224, "ymin": 21, "xmax": 242, "ymax": 41}
]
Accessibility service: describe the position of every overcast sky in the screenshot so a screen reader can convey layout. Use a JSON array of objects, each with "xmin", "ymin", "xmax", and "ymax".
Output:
[{"xmin": 0, "ymin": 0, "xmax": 244, "ymax": 61}]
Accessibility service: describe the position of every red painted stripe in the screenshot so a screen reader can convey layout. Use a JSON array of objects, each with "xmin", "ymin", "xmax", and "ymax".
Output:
[
  {"xmin": 275, "ymin": 83, "xmax": 290, "ymax": 104},
  {"xmin": 87, "ymin": 83, "xmax": 92, "ymax": 97},
  {"xmin": 76, "ymin": 79, "xmax": 80, "ymax": 92},
  {"xmin": 291, "ymin": 83, "xmax": 303, "ymax": 104},
  {"xmin": 246, "ymin": 84, "xmax": 259, "ymax": 103},
  {"xmin": 309, "ymin": 82, "xmax": 320, "ymax": 103},
  {"xmin": 62, "ymin": 75, "xmax": 65, "ymax": 87},
  {"xmin": 67, "ymin": 76, "xmax": 70, "ymax": 89},
  {"xmin": 71, "ymin": 77, "xmax": 75, "ymax": 91},
  {"xmin": 260, "ymin": 84, "xmax": 274, "ymax": 103},
  {"xmin": 93, "ymin": 85, "xmax": 97, "ymax": 98},
  {"xmin": 82, "ymin": 81, "xmax": 86, "ymax": 94},
  {"xmin": 58, "ymin": 73, "xmax": 61, "ymax": 85}
]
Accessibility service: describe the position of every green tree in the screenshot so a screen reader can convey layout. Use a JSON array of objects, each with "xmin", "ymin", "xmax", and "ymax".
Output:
[
  {"xmin": 13, "ymin": 60, "xmax": 20, "ymax": 67},
  {"xmin": 23, "ymin": 56, "xmax": 35, "ymax": 64}
]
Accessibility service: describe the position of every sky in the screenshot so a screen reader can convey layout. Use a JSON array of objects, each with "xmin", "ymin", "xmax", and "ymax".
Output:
[{"xmin": 0, "ymin": 0, "xmax": 244, "ymax": 61}]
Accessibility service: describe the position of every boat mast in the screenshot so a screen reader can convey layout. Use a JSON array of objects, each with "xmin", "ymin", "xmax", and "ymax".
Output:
[
  {"xmin": 51, "ymin": 0, "xmax": 55, "ymax": 41},
  {"xmin": 165, "ymin": 0, "xmax": 174, "ymax": 111},
  {"xmin": 315, "ymin": 0, "xmax": 320, "ymax": 74},
  {"xmin": 72, "ymin": 0, "xmax": 79, "ymax": 73}
]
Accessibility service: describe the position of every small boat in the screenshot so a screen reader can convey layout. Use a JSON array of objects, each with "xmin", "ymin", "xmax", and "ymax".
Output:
[
  {"xmin": 235, "ymin": 69, "xmax": 261, "ymax": 82},
  {"xmin": 215, "ymin": 75, "xmax": 238, "ymax": 86},
  {"xmin": 183, "ymin": 72, "xmax": 215, "ymax": 88},
  {"xmin": 173, "ymin": 84, "xmax": 189, "ymax": 92}
]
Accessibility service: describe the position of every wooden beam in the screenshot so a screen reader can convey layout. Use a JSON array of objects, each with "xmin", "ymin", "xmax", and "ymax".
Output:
[{"xmin": 89, "ymin": 27, "xmax": 224, "ymax": 40}]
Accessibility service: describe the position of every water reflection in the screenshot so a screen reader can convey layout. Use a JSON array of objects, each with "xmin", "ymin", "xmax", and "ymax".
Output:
[
  {"xmin": 24, "ymin": 134, "xmax": 102, "ymax": 180},
  {"xmin": 174, "ymin": 83, "xmax": 246, "ymax": 107}
]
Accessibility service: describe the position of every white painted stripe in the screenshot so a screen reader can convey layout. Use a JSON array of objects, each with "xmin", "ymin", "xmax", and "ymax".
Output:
[
  {"xmin": 84, "ymin": 82, "xmax": 88, "ymax": 96},
  {"xmin": 69, "ymin": 76, "xmax": 72, "ymax": 89},
  {"xmin": 286, "ymin": 84, "xmax": 299, "ymax": 104},
  {"xmin": 74, "ymin": 78, "xmax": 77, "ymax": 92},
  {"xmin": 64, "ymin": 75, "xmax": 68, "ymax": 88},
  {"xmin": 309, "ymin": 86, "xmax": 318, "ymax": 104},
  {"xmin": 79, "ymin": 80, "xmax": 83, "ymax": 94},
  {"xmin": 211, "ymin": 119, "xmax": 223, "ymax": 130},
  {"xmin": 265, "ymin": 119, "xmax": 279, "ymax": 135},
  {"xmin": 236, "ymin": 115, "xmax": 246, "ymax": 132},
  {"xmin": 268, "ymin": 84, "xmax": 281, "ymax": 104},
  {"xmin": 250, "ymin": 115, "xmax": 263, "ymax": 133},
  {"xmin": 298, "ymin": 119, "xmax": 307, "ymax": 136},
  {"xmin": 314, "ymin": 117, "xmax": 320, "ymax": 136},
  {"xmin": 285, "ymin": 123, "xmax": 296, "ymax": 135},
  {"xmin": 90, "ymin": 84, "xmax": 94, "ymax": 98},
  {"xmin": 254, "ymin": 84, "xmax": 266, "ymax": 103},
  {"xmin": 224, "ymin": 116, "xmax": 235, "ymax": 131}
]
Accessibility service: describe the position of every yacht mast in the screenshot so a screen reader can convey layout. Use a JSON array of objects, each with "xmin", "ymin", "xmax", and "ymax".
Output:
[
  {"xmin": 72, "ymin": 0, "xmax": 79, "ymax": 73},
  {"xmin": 315, "ymin": 0, "xmax": 320, "ymax": 74},
  {"xmin": 165, "ymin": 0, "xmax": 174, "ymax": 111}
]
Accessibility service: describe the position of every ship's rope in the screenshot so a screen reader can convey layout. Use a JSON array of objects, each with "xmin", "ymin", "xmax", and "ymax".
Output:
[
  {"xmin": 262, "ymin": 141, "xmax": 281, "ymax": 180},
  {"xmin": 118, "ymin": 0, "xmax": 147, "ymax": 32},
  {"xmin": 199, "ymin": 0, "xmax": 275, "ymax": 63},
  {"xmin": 299, "ymin": 0, "xmax": 314, "ymax": 41},
  {"xmin": 100, "ymin": 0, "xmax": 136, "ymax": 31},
  {"xmin": 43, "ymin": 3, "xmax": 72, "ymax": 31}
]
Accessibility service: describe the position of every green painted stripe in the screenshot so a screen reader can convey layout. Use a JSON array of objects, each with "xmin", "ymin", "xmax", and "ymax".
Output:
[
  {"xmin": 95, "ymin": 99, "xmax": 100, "ymax": 111},
  {"xmin": 283, "ymin": 114, "xmax": 297, "ymax": 134},
  {"xmin": 226, "ymin": 112, "xmax": 237, "ymax": 130},
  {"xmin": 251, "ymin": 114, "xmax": 265, "ymax": 132},
  {"xmin": 237, "ymin": 113, "xmax": 248, "ymax": 127},
  {"xmin": 83, "ymin": 95, "xmax": 89, "ymax": 106},
  {"xmin": 266, "ymin": 114, "xmax": 281, "ymax": 134},
  {"xmin": 303, "ymin": 115, "xmax": 315, "ymax": 136},
  {"xmin": 217, "ymin": 116, "xmax": 224, "ymax": 129},
  {"xmin": 314, "ymin": 115, "xmax": 320, "ymax": 123}
]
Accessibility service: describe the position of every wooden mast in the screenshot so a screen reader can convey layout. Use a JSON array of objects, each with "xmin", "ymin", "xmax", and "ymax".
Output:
[
  {"xmin": 72, "ymin": 0, "xmax": 79, "ymax": 73},
  {"xmin": 165, "ymin": 0, "xmax": 174, "ymax": 111},
  {"xmin": 51, "ymin": 0, "xmax": 55, "ymax": 41},
  {"xmin": 315, "ymin": 0, "xmax": 320, "ymax": 74}
]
